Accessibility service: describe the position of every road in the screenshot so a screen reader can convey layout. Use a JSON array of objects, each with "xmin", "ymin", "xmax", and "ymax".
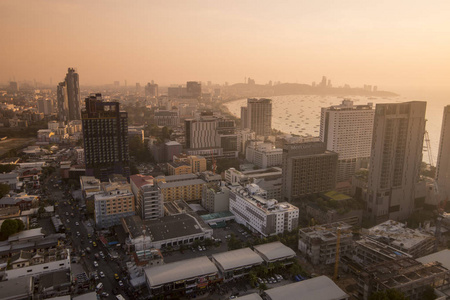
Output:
[{"xmin": 44, "ymin": 169, "xmax": 130, "ymax": 299}]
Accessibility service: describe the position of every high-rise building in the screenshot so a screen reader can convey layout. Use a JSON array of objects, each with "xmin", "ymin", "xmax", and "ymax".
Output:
[
  {"xmin": 185, "ymin": 115, "xmax": 237, "ymax": 154},
  {"xmin": 320, "ymin": 100, "xmax": 375, "ymax": 182},
  {"xmin": 82, "ymin": 93, "xmax": 129, "ymax": 182},
  {"xmin": 186, "ymin": 81, "xmax": 201, "ymax": 98},
  {"xmin": 436, "ymin": 105, "xmax": 450, "ymax": 199},
  {"xmin": 366, "ymin": 101, "xmax": 426, "ymax": 223},
  {"xmin": 145, "ymin": 82, "xmax": 158, "ymax": 97},
  {"xmin": 130, "ymin": 174, "xmax": 164, "ymax": 220},
  {"xmin": 282, "ymin": 140, "xmax": 338, "ymax": 202},
  {"xmin": 241, "ymin": 98, "xmax": 272, "ymax": 137},
  {"xmin": 8, "ymin": 81, "xmax": 18, "ymax": 92},
  {"xmin": 57, "ymin": 68, "xmax": 81, "ymax": 121},
  {"xmin": 240, "ymin": 107, "xmax": 248, "ymax": 130},
  {"xmin": 37, "ymin": 99, "xmax": 53, "ymax": 115}
]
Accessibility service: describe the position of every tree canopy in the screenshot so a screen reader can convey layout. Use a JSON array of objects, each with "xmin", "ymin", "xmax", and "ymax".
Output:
[
  {"xmin": 369, "ymin": 289, "xmax": 407, "ymax": 300},
  {"xmin": 0, "ymin": 219, "xmax": 25, "ymax": 237}
]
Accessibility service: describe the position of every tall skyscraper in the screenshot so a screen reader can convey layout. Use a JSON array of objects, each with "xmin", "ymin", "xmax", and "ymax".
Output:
[
  {"xmin": 240, "ymin": 106, "xmax": 248, "ymax": 130},
  {"xmin": 82, "ymin": 93, "xmax": 130, "ymax": 182},
  {"xmin": 145, "ymin": 82, "xmax": 158, "ymax": 97},
  {"xmin": 320, "ymin": 100, "xmax": 375, "ymax": 182},
  {"xmin": 186, "ymin": 81, "xmax": 201, "ymax": 98},
  {"xmin": 282, "ymin": 140, "xmax": 338, "ymax": 202},
  {"xmin": 241, "ymin": 98, "xmax": 272, "ymax": 137},
  {"xmin": 37, "ymin": 98, "xmax": 53, "ymax": 115},
  {"xmin": 366, "ymin": 101, "xmax": 426, "ymax": 224},
  {"xmin": 57, "ymin": 68, "xmax": 81, "ymax": 121},
  {"xmin": 436, "ymin": 105, "xmax": 450, "ymax": 199}
]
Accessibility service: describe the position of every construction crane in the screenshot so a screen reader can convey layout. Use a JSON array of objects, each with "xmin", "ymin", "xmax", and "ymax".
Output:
[
  {"xmin": 333, "ymin": 227, "xmax": 341, "ymax": 281},
  {"xmin": 333, "ymin": 226, "xmax": 356, "ymax": 281}
]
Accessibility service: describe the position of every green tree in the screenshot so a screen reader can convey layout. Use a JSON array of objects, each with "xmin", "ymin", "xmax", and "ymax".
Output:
[
  {"xmin": 1, "ymin": 219, "xmax": 19, "ymax": 237},
  {"xmin": 248, "ymin": 271, "xmax": 258, "ymax": 288},
  {"xmin": 0, "ymin": 164, "xmax": 17, "ymax": 173},
  {"xmin": 422, "ymin": 286, "xmax": 437, "ymax": 300},
  {"xmin": 288, "ymin": 261, "xmax": 303, "ymax": 276},
  {"xmin": 369, "ymin": 289, "xmax": 407, "ymax": 300},
  {"xmin": 38, "ymin": 206, "xmax": 46, "ymax": 216},
  {"xmin": 16, "ymin": 219, "xmax": 25, "ymax": 231},
  {"xmin": 0, "ymin": 183, "xmax": 10, "ymax": 198}
]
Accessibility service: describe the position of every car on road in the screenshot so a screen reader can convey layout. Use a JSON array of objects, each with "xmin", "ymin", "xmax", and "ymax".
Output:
[
  {"xmin": 118, "ymin": 280, "xmax": 124, "ymax": 287},
  {"xmin": 75, "ymin": 222, "xmax": 79, "ymax": 226},
  {"xmin": 114, "ymin": 273, "xmax": 120, "ymax": 280},
  {"xmin": 100, "ymin": 292, "xmax": 109, "ymax": 298},
  {"xmin": 93, "ymin": 261, "xmax": 98, "ymax": 268},
  {"xmin": 65, "ymin": 212, "xmax": 69, "ymax": 216},
  {"xmin": 76, "ymin": 231, "xmax": 80, "ymax": 236},
  {"xmin": 99, "ymin": 271, "xmax": 105, "ymax": 278},
  {"xmin": 66, "ymin": 219, "xmax": 70, "ymax": 223},
  {"xmin": 92, "ymin": 241, "xmax": 97, "ymax": 247}
]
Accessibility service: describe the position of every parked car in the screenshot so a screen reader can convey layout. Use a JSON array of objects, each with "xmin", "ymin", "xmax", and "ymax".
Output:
[{"xmin": 100, "ymin": 271, "xmax": 105, "ymax": 278}]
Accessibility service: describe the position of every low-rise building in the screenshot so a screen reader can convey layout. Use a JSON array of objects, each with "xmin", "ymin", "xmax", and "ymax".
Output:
[
  {"xmin": 157, "ymin": 177, "xmax": 205, "ymax": 203},
  {"xmin": 264, "ymin": 276, "xmax": 349, "ymax": 300},
  {"xmin": 5, "ymin": 248, "xmax": 70, "ymax": 280},
  {"xmin": 298, "ymin": 221, "xmax": 353, "ymax": 265},
  {"xmin": 246, "ymin": 142, "xmax": 283, "ymax": 169},
  {"xmin": 122, "ymin": 214, "xmax": 213, "ymax": 251},
  {"xmin": 145, "ymin": 256, "xmax": 219, "ymax": 298},
  {"xmin": 253, "ymin": 241, "xmax": 296, "ymax": 265},
  {"xmin": 0, "ymin": 193, "xmax": 39, "ymax": 211},
  {"xmin": 94, "ymin": 180, "xmax": 135, "ymax": 228},
  {"xmin": 366, "ymin": 220, "xmax": 436, "ymax": 258},
  {"xmin": 229, "ymin": 184, "xmax": 299, "ymax": 237},
  {"xmin": 357, "ymin": 257, "xmax": 450, "ymax": 300},
  {"xmin": 154, "ymin": 109, "xmax": 180, "ymax": 127},
  {"xmin": 79, "ymin": 176, "xmax": 101, "ymax": 199},
  {"xmin": 0, "ymin": 172, "xmax": 20, "ymax": 190},
  {"xmin": 201, "ymin": 182, "xmax": 229, "ymax": 213},
  {"xmin": 130, "ymin": 174, "xmax": 164, "ymax": 220},
  {"xmin": 187, "ymin": 155, "xmax": 207, "ymax": 173},
  {"xmin": 0, "ymin": 276, "xmax": 33, "ymax": 300},
  {"xmin": 211, "ymin": 248, "xmax": 263, "ymax": 280},
  {"xmin": 168, "ymin": 161, "xmax": 192, "ymax": 175}
]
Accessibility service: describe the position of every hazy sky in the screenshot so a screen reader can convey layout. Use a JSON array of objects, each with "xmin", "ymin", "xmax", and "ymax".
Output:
[{"xmin": 1, "ymin": 0, "xmax": 449, "ymax": 90}]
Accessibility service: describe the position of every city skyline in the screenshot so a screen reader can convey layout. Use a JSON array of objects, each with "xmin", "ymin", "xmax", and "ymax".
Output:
[{"xmin": 1, "ymin": 1, "xmax": 450, "ymax": 91}]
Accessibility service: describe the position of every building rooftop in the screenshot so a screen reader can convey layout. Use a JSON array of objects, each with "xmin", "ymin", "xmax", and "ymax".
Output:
[
  {"xmin": 130, "ymin": 174, "xmax": 155, "ymax": 189},
  {"xmin": 72, "ymin": 292, "xmax": 99, "ymax": 300},
  {"xmin": 165, "ymin": 141, "xmax": 181, "ymax": 146},
  {"xmin": 145, "ymin": 256, "xmax": 218, "ymax": 287},
  {"xmin": 158, "ymin": 178, "xmax": 206, "ymax": 189},
  {"xmin": 362, "ymin": 257, "xmax": 449, "ymax": 289},
  {"xmin": 123, "ymin": 214, "xmax": 207, "ymax": 242},
  {"xmin": 367, "ymin": 220, "xmax": 435, "ymax": 251},
  {"xmin": 8, "ymin": 228, "xmax": 44, "ymax": 242},
  {"xmin": 417, "ymin": 249, "xmax": 450, "ymax": 271},
  {"xmin": 230, "ymin": 184, "xmax": 298, "ymax": 215},
  {"xmin": 253, "ymin": 242, "xmax": 296, "ymax": 262},
  {"xmin": 264, "ymin": 276, "xmax": 348, "ymax": 300},
  {"xmin": 299, "ymin": 222, "xmax": 352, "ymax": 241},
  {"xmin": 159, "ymin": 173, "xmax": 199, "ymax": 182},
  {"xmin": 212, "ymin": 248, "xmax": 263, "ymax": 271},
  {"xmin": 237, "ymin": 294, "xmax": 263, "ymax": 300},
  {"xmin": 0, "ymin": 276, "xmax": 32, "ymax": 300}
]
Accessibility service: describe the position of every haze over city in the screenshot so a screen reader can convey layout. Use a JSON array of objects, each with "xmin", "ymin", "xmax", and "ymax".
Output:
[
  {"xmin": 1, "ymin": 1, "xmax": 450, "ymax": 300},
  {"xmin": 1, "ymin": 0, "xmax": 450, "ymax": 91}
]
